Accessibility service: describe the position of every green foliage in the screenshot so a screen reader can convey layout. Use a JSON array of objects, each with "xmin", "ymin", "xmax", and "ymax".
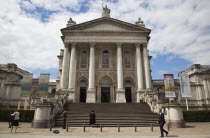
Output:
[
  {"xmin": 183, "ymin": 110, "xmax": 210, "ymax": 122},
  {"xmin": 0, "ymin": 109, "xmax": 35, "ymax": 122}
]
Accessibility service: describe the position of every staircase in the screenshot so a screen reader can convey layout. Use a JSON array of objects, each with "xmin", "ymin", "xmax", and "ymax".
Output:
[{"xmin": 55, "ymin": 103, "xmax": 159, "ymax": 127}]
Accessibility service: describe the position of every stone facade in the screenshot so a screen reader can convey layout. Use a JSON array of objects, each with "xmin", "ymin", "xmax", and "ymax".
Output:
[
  {"xmin": 179, "ymin": 64, "xmax": 210, "ymax": 109},
  {"xmin": 0, "ymin": 64, "xmax": 29, "ymax": 108},
  {"xmin": 57, "ymin": 14, "xmax": 153, "ymax": 103},
  {"xmin": 0, "ymin": 63, "xmax": 56, "ymax": 109}
]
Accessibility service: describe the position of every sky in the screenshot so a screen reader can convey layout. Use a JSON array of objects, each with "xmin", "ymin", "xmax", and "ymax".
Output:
[{"xmin": 0, "ymin": 0, "xmax": 210, "ymax": 80}]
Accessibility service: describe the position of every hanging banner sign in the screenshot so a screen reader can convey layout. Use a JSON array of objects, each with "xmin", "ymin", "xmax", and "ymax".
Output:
[
  {"xmin": 21, "ymin": 74, "xmax": 33, "ymax": 97},
  {"xmin": 180, "ymin": 74, "xmax": 192, "ymax": 98},
  {"xmin": 164, "ymin": 74, "xmax": 176, "ymax": 97},
  {"xmin": 38, "ymin": 74, "xmax": 50, "ymax": 97}
]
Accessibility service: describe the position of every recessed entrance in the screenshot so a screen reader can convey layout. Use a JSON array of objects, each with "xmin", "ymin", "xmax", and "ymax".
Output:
[
  {"xmin": 101, "ymin": 87, "xmax": 110, "ymax": 103},
  {"xmin": 125, "ymin": 87, "xmax": 132, "ymax": 103},
  {"xmin": 80, "ymin": 87, "xmax": 86, "ymax": 103}
]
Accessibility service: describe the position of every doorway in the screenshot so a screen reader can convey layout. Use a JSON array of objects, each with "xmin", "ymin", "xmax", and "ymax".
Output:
[
  {"xmin": 80, "ymin": 87, "xmax": 86, "ymax": 103},
  {"xmin": 101, "ymin": 87, "xmax": 110, "ymax": 103},
  {"xmin": 125, "ymin": 87, "xmax": 132, "ymax": 103}
]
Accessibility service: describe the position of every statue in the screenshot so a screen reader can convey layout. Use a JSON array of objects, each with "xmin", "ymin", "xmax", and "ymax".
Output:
[
  {"xmin": 135, "ymin": 18, "xmax": 145, "ymax": 27},
  {"xmin": 102, "ymin": 5, "xmax": 111, "ymax": 17},
  {"xmin": 66, "ymin": 18, "xmax": 76, "ymax": 27}
]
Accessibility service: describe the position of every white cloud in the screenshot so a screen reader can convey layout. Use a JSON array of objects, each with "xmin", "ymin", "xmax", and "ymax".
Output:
[
  {"xmin": 20, "ymin": 0, "xmax": 36, "ymax": 11},
  {"xmin": 0, "ymin": 0, "xmax": 210, "ymax": 74}
]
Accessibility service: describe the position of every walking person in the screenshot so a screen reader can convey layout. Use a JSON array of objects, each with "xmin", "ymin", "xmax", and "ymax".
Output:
[
  {"xmin": 158, "ymin": 108, "xmax": 168, "ymax": 137},
  {"xmin": 8, "ymin": 110, "xmax": 13, "ymax": 128},
  {"xmin": 11, "ymin": 109, "xmax": 20, "ymax": 133},
  {"xmin": 62, "ymin": 109, "xmax": 67, "ymax": 129},
  {"xmin": 89, "ymin": 110, "xmax": 96, "ymax": 127}
]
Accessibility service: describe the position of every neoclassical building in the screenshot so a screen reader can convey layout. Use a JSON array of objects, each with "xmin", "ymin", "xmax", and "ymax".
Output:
[{"xmin": 57, "ymin": 7, "xmax": 153, "ymax": 103}]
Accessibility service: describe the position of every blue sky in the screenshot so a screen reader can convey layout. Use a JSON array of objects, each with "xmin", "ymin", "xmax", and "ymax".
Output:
[{"xmin": 0, "ymin": 0, "xmax": 210, "ymax": 80}]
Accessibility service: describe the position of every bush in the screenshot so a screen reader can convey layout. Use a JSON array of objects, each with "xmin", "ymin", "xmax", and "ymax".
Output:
[
  {"xmin": 183, "ymin": 110, "xmax": 210, "ymax": 122},
  {"xmin": 0, "ymin": 109, "xmax": 35, "ymax": 122}
]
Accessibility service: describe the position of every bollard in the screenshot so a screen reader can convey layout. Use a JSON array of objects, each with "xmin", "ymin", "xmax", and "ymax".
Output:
[
  {"xmin": 134, "ymin": 124, "xmax": 137, "ymax": 132},
  {"xmin": 50, "ymin": 125, "xmax": 52, "ymax": 131},
  {"xmin": 66, "ymin": 125, "xmax": 68, "ymax": 132},
  {"xmin": 151, "ymin": 124, "xmax": 153, "ymax": 132},
  {"xmin": 167, "ymin": 123, "xmax": 170, "ymax": 131},
  {"xmin": 100, "ymin": 124, "xmax": 102, "ymax": 132},
  {"xmin": 50, "ymin": 121, "xmax": 52, "ymax": 131},
  {"xmin": 118, "ymin": 124, "xmax": 120, "ymax": 132},
  {"xmin": 83, "ymin": 124, "xmax": 86, "ymax": 132}
]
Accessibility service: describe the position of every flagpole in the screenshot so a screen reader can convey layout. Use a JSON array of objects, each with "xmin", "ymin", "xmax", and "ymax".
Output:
[{"xmin": 186, "ymin": 98, "xmax": 189, "ymax": 111}]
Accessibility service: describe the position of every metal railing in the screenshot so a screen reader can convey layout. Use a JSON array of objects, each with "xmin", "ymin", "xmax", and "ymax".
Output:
[{"xmin": 62, "ymin": 123, "xmax": 158, "ymax": 132}]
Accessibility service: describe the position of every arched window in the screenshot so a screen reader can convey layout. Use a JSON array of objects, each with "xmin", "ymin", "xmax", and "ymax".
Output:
[
  {"xmin": 102, "ymin": 50, "xmax": 109, "ymax": 68},
  {"xmin": 80, "ymin": 79, "xmax": 87, "ymax": 83},
  {"xmin": 125, "ymin": 80, "xmax": 131, "ymax": 84},
  {"xmin": 100, "ymin": 77, "xmax": 112, "ymax": 84},
  {"xmin": 80, "ymin": 51, "xmax": 87, "ymax": 68}
]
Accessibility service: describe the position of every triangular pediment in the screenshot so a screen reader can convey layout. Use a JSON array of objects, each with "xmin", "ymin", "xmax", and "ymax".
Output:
[{"xmin": 61, "ymin": 17, "xmax": 151, "ymax": 32}]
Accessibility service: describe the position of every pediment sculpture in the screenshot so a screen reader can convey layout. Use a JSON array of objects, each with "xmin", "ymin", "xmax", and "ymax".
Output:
[{"xmin": 102, "ymin": 5, "xmax": 111, "ymax": 17}]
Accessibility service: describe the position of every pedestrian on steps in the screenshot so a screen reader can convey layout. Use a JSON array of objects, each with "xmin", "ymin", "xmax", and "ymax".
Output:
[
  {"xmin": 62, "ymin": 109, "xmax": 67, "ymax": 129},
  {"xmin": 89, "ymin": 110, "xmax": 96, "ymax": 127}
]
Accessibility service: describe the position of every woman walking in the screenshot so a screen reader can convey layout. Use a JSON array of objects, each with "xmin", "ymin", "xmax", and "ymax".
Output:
[{"xmin": 11, "ymin": 110, "xmax": 20, "ymax": 133}]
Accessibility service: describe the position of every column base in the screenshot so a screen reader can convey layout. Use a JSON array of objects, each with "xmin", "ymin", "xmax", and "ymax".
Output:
[
  {"xmin": 146, "ymin": 88, "xmax": 152, "ymax": 92},
  {"xmin": 162, "ymin": 103, "xmax": 185, "ymax": 128},
  {"xmin": 86, "ymin": 89, "xmax": 96, "ymax": 103},
  {"xmin": 67, "ymin": 89, "xmax": 75, "ymax": 102},
  {"xmin": 137, "ymin": 89, "xmax": 146, "ymax": 103},
  {"xmin": 116, "ymin": 89, "xmax": 126, "ymax": 103},
  {"xmin": 166, "ymin": 120, "xmax": 185, "ymax": 128}
]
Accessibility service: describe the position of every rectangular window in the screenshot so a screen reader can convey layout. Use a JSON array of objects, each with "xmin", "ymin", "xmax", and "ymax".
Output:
[{"xmin": 102, "ymin": 55, "xmax": 109, "ymax": 65}]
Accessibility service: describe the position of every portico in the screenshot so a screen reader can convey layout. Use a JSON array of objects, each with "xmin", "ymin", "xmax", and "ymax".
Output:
[{"xmin": 57, "ymin": 6, "xmax": 153, "ymax": 103}]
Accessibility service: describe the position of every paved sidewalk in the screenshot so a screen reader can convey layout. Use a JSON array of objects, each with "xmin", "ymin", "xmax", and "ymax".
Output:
[{"xmin": 0, "ymin": 122, "xmax": 210, "ymax": 138}]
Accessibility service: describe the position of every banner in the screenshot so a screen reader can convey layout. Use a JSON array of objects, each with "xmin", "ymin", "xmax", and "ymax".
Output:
[
  {"xmin": 180, "ymin": 74, "xmax": 192, "ymax": 97},
  {"xmin": 38, "ymin": 74, "xmax": 50, "ymax": 97},
  {"xmin": 164, "ymin": 74, "xmax": 176, "ymax": 97},
  {"xmin": 21, "ymin": 74, "xmax": 33, "ymax": 97}
]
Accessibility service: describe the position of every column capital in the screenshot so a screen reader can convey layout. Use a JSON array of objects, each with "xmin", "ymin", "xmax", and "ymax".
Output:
[
  {"xmin": 89, "ymin": 41, "xmax": 96, "ymax": 47},
  {"xmin": 142, "ymin": 42, "xmax": 148, "ymax": 47},
  {"xmin": 116, "ymin": 42, "xmax": 123, "ymax": 47},
  {"xmin": 135, "ymin": 42, "xmax": 141, "ymax": 47},
  {"xmin": 64, "ymin": 42, "xmax": 70, "ymax": 47},
  {"xmin": 70, "ymin": 42, "xmax": 77, "ymax": 47}
]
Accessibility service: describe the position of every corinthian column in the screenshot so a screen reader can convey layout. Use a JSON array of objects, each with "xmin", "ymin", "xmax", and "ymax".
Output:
[
  {"xmin": 116, "ymin": 42, "xmax": 126, "ymax": 103},
  {"xmin": 68, "ymin": 42, "xmax": 77, "ymax": 101},
  {"xmin": 143, "ymin": 43, "xmax": 152, "ymax": 91},
  {"xmin": 136, "ymin": 43, "xmax": 145, "ymax": 103},
  {"xmin": 60, "ymin": 42, "xmax": 70, "ymax": 89},
  {"xmin": 86, "ymin": 42, "xmax": 96, "ymax": 103}
]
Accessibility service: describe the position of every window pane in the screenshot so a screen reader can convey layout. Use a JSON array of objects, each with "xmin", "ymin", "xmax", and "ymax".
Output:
[
  {"xmin": 81, "ymin": 54, "xmax": 87, "ymax": 65},
  {"xmin": 125, "ymin": 54, "xmax": 130, "ymax": 65},
  {"xmin": 102, "ymin": 54, "xmax": 109, "ymax": 65}
]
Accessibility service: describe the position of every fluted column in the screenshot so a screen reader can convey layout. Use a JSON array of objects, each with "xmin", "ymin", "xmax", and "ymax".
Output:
[
  {"xmin": 116, "ymin": 42, "xmax": 126, "ymax": 103},
  {"xmin": 68, "ymin": 42, "xmax": 77, "ymax": 101},
  {"xmin": 60, "ymin": 42, "xmax": 70, "ymax": 89},
  {"xmin": 143, "ymin": 43, "xmax": 152, "ymax": 91},
  {"xmin": 136, "ymin": 43, "xmax": 145, "ymax": 103},
  {"xmin": 87, "ymin": 42, "xmax": 96, "ymax": 103}
]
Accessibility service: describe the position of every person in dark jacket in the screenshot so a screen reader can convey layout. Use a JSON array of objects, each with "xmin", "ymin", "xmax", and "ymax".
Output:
[
  {"xmin": 158, "ymin": 108, "xmax": 168, "ymax": 137},
  {"xmin": 89, "ymin": 110, "xmax": 96, "ymax": 127},
  {"xmin": 62, "ymin": 109, "xmax": 67, "ymax": 129},
  {"xmin": 8, "ymin": 110, "xmax": 13, "ymax": 128}
]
